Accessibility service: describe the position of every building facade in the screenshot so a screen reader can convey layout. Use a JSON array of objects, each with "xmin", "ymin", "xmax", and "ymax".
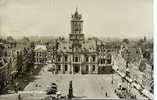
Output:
[
  {"xmin": 97, "ymin": 43, "xmax": 113, "ymax": 74},
  {"xmin": 54, "ymin": 9, "xmax": 113, "ymax": 74},
  {"xmin": 34, "ymin": 45, "xmax": 47, "ymax": 65}
]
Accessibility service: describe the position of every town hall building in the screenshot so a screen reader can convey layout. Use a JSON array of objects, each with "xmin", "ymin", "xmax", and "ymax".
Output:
[{"xmin": 53, "ymin": 9, "xmax": 113, "ymax": 74}]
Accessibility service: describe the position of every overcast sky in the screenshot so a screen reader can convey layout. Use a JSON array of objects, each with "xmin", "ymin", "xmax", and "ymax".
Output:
[{"xmin": 0, "ymin": 0, "xmax": 153, "ymax": 38}]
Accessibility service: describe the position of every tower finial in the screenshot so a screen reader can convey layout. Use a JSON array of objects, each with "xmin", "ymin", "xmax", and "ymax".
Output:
[
  {"xmin": 76, "ymin": 7, "xmax": 78, "ymax": 14},
  {"xmin": 74, "ymin": 6, "xmax": 78, "ymax": 16},
  {"xmin": 76, "ymin": 7, "xmax": 78, "ymax": 12}
]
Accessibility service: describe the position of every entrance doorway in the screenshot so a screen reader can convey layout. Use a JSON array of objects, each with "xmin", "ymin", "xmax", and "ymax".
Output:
[{"xmin": 73, "ymin": 64, "xmax": 80, "ymax": 74}]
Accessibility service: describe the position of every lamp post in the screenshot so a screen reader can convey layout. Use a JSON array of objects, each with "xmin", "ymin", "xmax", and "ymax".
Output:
[
  {"xmin": 112, "ymin": 73, "xmax": 113, "ymax": 84},
  {"xmin": 68, "ymin": 81, "xmax": 73, "ymax": 99}
]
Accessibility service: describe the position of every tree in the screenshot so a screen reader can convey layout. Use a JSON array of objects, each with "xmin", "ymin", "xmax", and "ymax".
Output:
[
  {"xmin": 30, "ymin": 42, "xmax": 35, "ymax": 49},
  {"xmin": 7, "ymin": 36, "xmax": 15, "ymax": 42},
  {"xmin": 27, "ymin": 49, "xmax": 35, "ymax": 72},
  {"xmin": 23, "ymin": 37, "xmax": 30, "ymax": 42},
  {"xmin": 22, "ymin": 37, "xmax": 30, "ymax": 45},
  {"xmin": 56, "ymin": 39, "xmax": 59, "ymax": 50},
  {"xmin": 16, "ymin": 51, "xmax": 23, "ymax": 76},
  {"xmin": 0, "ymin": 44, "xmax": 5, "ymax": 57},
  {"xmin": 138, "ymin": 39, "xmax": 144, "ymax": 46},
  {"xmin": 122, "ymin": 38, "xmax": 130, "ymax": 44}
]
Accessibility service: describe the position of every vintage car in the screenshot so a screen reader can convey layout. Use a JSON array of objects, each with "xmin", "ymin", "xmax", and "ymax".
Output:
[
  {"xmin": 115, "ymin": 84, "xmax": 127, "ymax": 98},
  {"xmin": 46, "ymin": 83, "xmax": 58, "ymax": 95}
]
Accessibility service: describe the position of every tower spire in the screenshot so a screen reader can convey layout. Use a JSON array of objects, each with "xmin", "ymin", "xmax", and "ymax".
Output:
[
  {"xmin": 75, "ymin": 7, "xmax": 78, "ymax": 16},
  {"xmin": 69, "ymin": 8, "xmax": 84, "ymax": 52},
  {"xmin": 76, "ymin": 7, "xmax": 78, "ymax": 13}
]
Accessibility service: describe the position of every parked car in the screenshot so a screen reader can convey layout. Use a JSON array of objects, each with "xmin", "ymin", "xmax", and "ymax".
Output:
[
  {"xmin": 7, "ymin": 90, "xmax": 15, "ymax": 94},
  {"xmin": 115, "ymin": 85, "xmax": 127, "ymax": 98},
  {"xmin": 46, "ymin": 83, "xmax": 57, "ymax": 95}
]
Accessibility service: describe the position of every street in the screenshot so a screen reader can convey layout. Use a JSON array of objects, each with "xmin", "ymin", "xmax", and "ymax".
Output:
[
  {"xmin": 24, "ymin": 64, "xmax": 119, "ymax": 99},
  {"xmin": 0, "ymin": 64, "xmax": 119, "ymax": 100},
  {"xmin": 0, "ymin": 63, "xmax": 150, "ymax": 100}
]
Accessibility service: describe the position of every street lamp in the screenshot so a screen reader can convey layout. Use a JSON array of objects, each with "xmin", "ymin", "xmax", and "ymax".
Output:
[
  {"xmin": 112, "ymin": 73, "xmax": 113, "ymax": 84},
  {"xmin": 68, "ymin": 81, "xmax": 73, "ymax": 99}
]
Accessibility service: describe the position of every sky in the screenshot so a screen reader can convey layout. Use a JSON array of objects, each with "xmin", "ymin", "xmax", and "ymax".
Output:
[{"xmin": 0, "ymin": 0, "xmax": 153, "ymax": 39}]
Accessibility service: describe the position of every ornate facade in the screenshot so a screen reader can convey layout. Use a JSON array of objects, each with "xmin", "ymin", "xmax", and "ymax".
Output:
[
  {"xmin": 54, "ymin": 9, "xmax": 113, "ymax": 74},
  {"xmin": 34, "ymin": 45, "xmax": 47, "ymax": 65}
]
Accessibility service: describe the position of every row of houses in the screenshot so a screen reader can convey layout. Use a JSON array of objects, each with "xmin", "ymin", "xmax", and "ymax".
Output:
[{"xmin": 113, "ymin": 40, "xmax": 153, "ymax": 92}]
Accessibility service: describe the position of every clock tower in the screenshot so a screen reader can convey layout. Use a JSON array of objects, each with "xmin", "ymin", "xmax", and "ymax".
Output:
[{"xmin": 69, "ymin": 8, "xmax": 84, "ymax": 52}]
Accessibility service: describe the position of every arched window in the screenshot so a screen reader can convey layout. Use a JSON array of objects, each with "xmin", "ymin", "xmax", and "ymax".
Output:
[
  {"xmin": 74, "ymin": 57, "xmax": 79, "ymax": 62},
  {"xmin": 92, "ymin": 65, "xmax": 95, "ymax": 71},
  {"xmin": 86, "ymin": 56, "xmax": 89, "ymax": 62},
  {"xmin": 64, "ymin": 56, "xmax": 68, "ymax": 62},
  {"xmin": 92, "ymin": 56, "xmax": 96, "ymax": 62},
  {"xmin": 65, "ymin": 65, "xmax": 68, "ymax": 71}
]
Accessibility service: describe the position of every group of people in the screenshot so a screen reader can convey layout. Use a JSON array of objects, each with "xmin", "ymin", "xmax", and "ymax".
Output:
[{"xmin": 35, "ymin": 83, "xmax": 41, "ymax": 88}]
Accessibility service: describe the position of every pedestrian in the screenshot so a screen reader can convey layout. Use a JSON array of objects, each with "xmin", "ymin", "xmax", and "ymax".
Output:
[
  {"xmin": 114, "ymin": 89, "xmax": 116, "ymax": 93},
  {"xmin": 134, "ymin": 95, "xmax": 137, "ymax": 99},
  {"xmin": 36, "ymin": 83, "xmax": 38, "ymax": 87},
  {"xmin": 124, "ymin": 94, "xmax": 126, "ymax": 99},
  {"xmin": 105, "ymin": 92, "xmax": 108, "ymax": 97},
  {"xmin": 18, "ymin": 94, "xmax": 22, "ymax": 100}
]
